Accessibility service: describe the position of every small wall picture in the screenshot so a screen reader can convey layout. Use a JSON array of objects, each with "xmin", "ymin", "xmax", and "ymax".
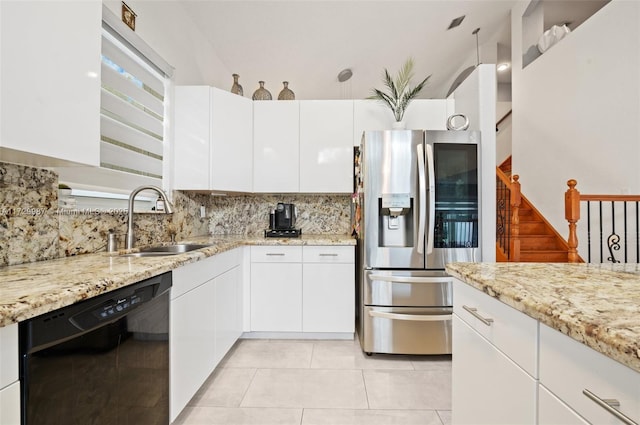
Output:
[{"xmin": 122, "ymin": 2, "xmax": 136, "ymax": 31}]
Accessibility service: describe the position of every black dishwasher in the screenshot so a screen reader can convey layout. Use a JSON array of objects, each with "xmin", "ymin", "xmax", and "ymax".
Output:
[{"xmin": 19, "ymin": 272, "xmax": 172, "ymax": 425}]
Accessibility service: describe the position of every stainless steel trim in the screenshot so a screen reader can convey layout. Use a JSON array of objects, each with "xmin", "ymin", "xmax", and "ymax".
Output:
[
  {"xmin": 416, "ymin": 143, "xmax": 426, "ymax": 254},
  {"xmin": 368, "ymin": 310, "xmax": 452, "ymax": 322},
  {"xmin": 369, "ymin": 274, "xmax": 452, "ymax": 284},
  {"xmin": 462, "ymin": 305, "xmax": 494, "ymax": 326},
  {"xmin": 583, "ymin": 389, "xmax": 637, "ymax": 425},
  {"xmin": 425, "ymin": 144, "xmax": 435, "ymax": 254}
]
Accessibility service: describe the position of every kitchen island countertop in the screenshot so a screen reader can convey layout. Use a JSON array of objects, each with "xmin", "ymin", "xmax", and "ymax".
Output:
[
  {"xmin": 445, "ymin": 262, "xmax": 640, "ymax": 373},
  {"xmin": 0, "ymin": 234, "xmax": 355, "ymax": 327}
]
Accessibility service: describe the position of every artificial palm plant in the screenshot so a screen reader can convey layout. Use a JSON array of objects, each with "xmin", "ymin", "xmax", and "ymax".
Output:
[{"xmin": 369, "ymin": 57, "xmax": 431, "ymax": 123}]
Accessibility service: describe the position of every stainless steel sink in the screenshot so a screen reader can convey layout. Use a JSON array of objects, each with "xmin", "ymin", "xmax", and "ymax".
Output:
[{"xmin": 120, "ymin": 243, "xmax": 212, "ymax": 257}]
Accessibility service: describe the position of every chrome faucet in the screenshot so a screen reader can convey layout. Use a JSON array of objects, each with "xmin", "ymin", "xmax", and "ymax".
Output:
[{"xmin": 126, "ymin": 185, "xmax": 174, "ymax": 249}]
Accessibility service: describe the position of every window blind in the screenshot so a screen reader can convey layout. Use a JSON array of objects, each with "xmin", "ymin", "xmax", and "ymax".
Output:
[{"xmin": 99, "ymin": 28, "xmax": 166, "ymax": 181}]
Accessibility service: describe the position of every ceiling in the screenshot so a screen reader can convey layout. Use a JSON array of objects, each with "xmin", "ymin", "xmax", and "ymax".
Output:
[
  {"xmin": 179, "ymin": 1, "xmax": 517, "ymax": 100},
  {"xmin": 178, "ymin": 0, "xmax": 609, "ymax": 101}
]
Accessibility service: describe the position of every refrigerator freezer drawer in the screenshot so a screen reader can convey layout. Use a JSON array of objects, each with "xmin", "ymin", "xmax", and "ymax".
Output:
[
  {"xmin": 364, "ymin": 270, "xmax": 453, "ymax": 307},
  {"xmin": 362, "ymin": 306, "xmax": 452, "ymax": 355}
]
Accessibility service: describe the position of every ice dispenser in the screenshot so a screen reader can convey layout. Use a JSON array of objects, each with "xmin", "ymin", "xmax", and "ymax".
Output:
[{"xmin": 378, "ymin": 193, "xmax": 414, "ymax": 247}]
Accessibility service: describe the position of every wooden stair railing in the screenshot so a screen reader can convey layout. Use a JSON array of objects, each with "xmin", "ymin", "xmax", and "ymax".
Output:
[
  {"xmin": 496, "ymin": 168, "xmax": 520, "ymax": 261},
  {"xmin": 565, "ymin": 179, "xmax": 640, "ymax": 263},
  {"xmin": 497, "ymin": 169, "xmax": 574, "ymax": 262}
]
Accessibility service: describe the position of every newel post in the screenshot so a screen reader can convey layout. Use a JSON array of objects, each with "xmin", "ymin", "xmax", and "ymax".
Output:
[
  {"xmin": 565, "ymin": 179, "xmax": 581, "ymax": 263},
  {"xmin": 510, "ymin": 175, "xmax": 521, "ymax": 262}
]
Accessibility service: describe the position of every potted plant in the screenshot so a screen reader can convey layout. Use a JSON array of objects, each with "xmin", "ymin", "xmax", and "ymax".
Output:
[{"xmin": 369, "ymin": 57, "xmax": 431, "ymax": 128}]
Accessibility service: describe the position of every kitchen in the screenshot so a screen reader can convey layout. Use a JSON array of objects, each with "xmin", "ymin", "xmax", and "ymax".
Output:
[{"xmin": 2, "ymin": 1, "xmax": 640, "ymax": 425}]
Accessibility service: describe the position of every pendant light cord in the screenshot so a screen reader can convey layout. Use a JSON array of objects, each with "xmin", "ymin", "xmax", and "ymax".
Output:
[{"xmin": 473, "ymin": 28, "xmax": 480, "ymax": 66}]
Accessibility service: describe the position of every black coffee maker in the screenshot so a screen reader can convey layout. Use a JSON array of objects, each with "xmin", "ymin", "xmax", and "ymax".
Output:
[
  {"xmin": 266, "ymin": 203, "xmax": 301, "ymax": 237},
  {"xmin": 274, "ymin": 203, "xmax": 296, "ymax": 229}
]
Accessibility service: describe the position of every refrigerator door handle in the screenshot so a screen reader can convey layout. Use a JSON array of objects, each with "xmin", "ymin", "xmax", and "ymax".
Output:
[
  {"xmin": 369, "ymin": 275, "xmax": 453, "ymax": 284},
  {"xmin": 368, "ymin": 310, "xmax": 452, "ymax": 322},
  {"xmin": 416, "ymin": 143, "xmax": 427, "ymax": 254},
  {"xmin": 425, "ymin": 144, "xmax": 436, "ymax": 254}
]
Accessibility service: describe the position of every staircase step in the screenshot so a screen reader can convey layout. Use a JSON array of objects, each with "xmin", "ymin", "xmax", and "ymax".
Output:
[
  {"xmin": 519, "ymin": 222, "xmax": 552, "ymax": 235},
  {"xmin": 519, "ymin": 235, "xmax": 561, "ymax": 250},
  {"xmin": 520, "ymin": 250, "xmax": 568, "ymax": 262}
]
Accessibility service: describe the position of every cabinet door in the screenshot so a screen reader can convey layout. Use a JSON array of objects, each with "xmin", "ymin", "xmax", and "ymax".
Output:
[
  {"xmin": 299, "ymin": 100, "xmax": 354, "ymax": 193},
  {"xmin": 0, "ymin": 324, "xmax": 18, "ymax": 389},
  {"xmin": 0, "ymin": 0, "xmax": 101, "ymax": 166},
  {"xmin": 0, "ymin": 381, "xmax": 19, "ymax": 425},
  {"xmin": 539, "ymin": 385, "xmax": 589, "ymax": 425},
  {"xmin": 174, "ymin": 86, "xmax": 211, "ymax": 190},
  {"xmin": 303, "ymin": 263, "xmax": 354, "ymax": 332},
  {"xmin": 452, "ymin": 315, "xmax": 537, "ymax": 425},
  {"xmin": 353, "ymin": 100, "xmax": 393, "ymax": 146},
  {"xmin": 211, "ymin": 88, "xmax": 253, "ymax": 192},
  {"xmin": 250, "ymin": 262, "xmax": 302, "ymax": 331},
  {"xmin": 214, "ymin": 266, "xmax": 242, "ymax": 364},
  {"xmin": 253, "ymin": 101, "xmax": 299, "ymax": 192},
  {"xmin": 170, "ymin": 281, "xmax": 215, "ymax": 422}
]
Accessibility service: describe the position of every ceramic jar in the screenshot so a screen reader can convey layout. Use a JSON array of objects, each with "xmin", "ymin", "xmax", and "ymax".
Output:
[
  {"xmin": 252, "ymin": 81, "xmax": 272, "ymax": 100},
  {"xmin": 277, "ymin": 81, "xmax": 295, "ymax": 100}
]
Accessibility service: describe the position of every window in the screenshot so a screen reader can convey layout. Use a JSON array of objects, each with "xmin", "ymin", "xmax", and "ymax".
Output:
[{"xmin": 60, "ymin": 6, "xmax": 174, "ymax": 210}]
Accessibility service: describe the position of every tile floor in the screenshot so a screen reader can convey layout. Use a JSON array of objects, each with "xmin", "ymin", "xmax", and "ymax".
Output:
[{"xmin": 173, "ymin": 338, "xmax": 452, "ymax": 425}]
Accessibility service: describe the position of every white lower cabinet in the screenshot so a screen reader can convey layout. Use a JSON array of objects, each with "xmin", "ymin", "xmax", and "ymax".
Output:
[
  {"xmin": 539, "ymin": 323, "xmax": 640, "ymax": 425},
  {"xmin": 170, "ymin": 277, "xmax": 216, "ymax": 422},
  {"xmin": 453, "ymin": 278, "xmax": 640, "ymax": 425},
  {"xmin": 302, "ymin": 246, "xmax": 354, "ymax": 333},
  {"xmin": 0, "ymin": 323, "xmax": 18, "ymax": 425},
  {"xmin": 250, "ymin": 246, "xmax": 303, "ymax": 332},
  {"xmin": 452, "ymin": 279, "xmax": 537, "ymax": 425},
  {"xmin": 452, "ymin": 315, "xmax": 537, "ymax": 425},
  {"xmin": 538, "ymin": 385, "xmax": 589, "ymax": 425},
  {"xmin": 249, "ymin": 245, "xmax": 355, "ymax": 335},
  {"xmin": 0, "ymin": 381, "xmax": 20, "ymax": 425},
  {"xmin": 170, "ymin": 249, "xmax": 243, "ymax": 423}
]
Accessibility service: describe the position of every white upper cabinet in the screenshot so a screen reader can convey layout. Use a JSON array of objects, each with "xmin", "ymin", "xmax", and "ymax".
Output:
[
  {"xmin": 174, "ymin": 86, "xmax": 211, "ymax": 190},
  {"xmin": 211, "ymin": 88, "xmax": 253, "ymax": 192},
  {"xmin": 174, "ymin": 87, "xmax": 252, "ymax": 192},
  {"xmin": 299, "ymin": 101, "xmax": 354, "ymax": 193},
  {"xmin": 0, "ymin": 0, "xmax": 101, "ymax": 166},
  {"xmin": 253, "ymin": 101, "xmax": 300, "ymax": 193}
]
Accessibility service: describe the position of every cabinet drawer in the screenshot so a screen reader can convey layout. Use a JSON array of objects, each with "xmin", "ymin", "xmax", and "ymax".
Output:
[
  {"xmin": 172, "ymin": 248, "xmax": 240, "ymax": 299},
  {"xmin": 0, "ymin": 324, "xmax": 18, "ymax": 389},
  {"xmin": 539, "ymin": 384, "xmax": 589, "ymax": 425},
  {"xmin": 539, "ymin": 323, "xmax": 640, "ymax": 424},
  {"xmin": 302, "ymin": 246, "xmax": 354, "ymax": 263},
  {"xmin": 250, "ymin": 246, "xmax": 302, "ymax": 263},
  {"xmin": 453, "ymin": 279, "xmax": 538, "ymax": 377}
]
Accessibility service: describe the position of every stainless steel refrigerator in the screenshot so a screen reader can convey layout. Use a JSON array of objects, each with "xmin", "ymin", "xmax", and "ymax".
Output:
[{"xmin": 355, "ymin": 129, "xmax": 481, "ymax": 355}]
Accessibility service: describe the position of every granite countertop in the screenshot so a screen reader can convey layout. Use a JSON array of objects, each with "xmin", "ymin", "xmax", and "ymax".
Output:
[
  {"xmin": 445, "ymin": 262, "xmax": 640, "ymax": 373},
  {"xmin": 0, "ymin": 234, "xmax": 355, "ymax": 327}
]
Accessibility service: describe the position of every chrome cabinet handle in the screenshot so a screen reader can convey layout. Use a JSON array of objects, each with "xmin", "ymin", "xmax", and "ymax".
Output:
[
  {"xmin": 462, "ymin": 305, "xmax": 494, "ymax": 326},
  {"xmin": 369, "ymin": 310, "xmax": 452, "ymax": 322},
  {"xmin": 416, "ymin": 143, "xmax": 426, "ymax": 255},
  {"xmin": 583, "ymin": 389, "xmax": 638, "ymax": 425},
  {"xmin": 319, "ymin": 253, "xmax": 338, "ymax": 257},
  {"xmin": 266, "ymin": 253, "xmax": 285, "ymax": 256},
  {"xmin": 370, "ymin": 275, "xmax": 452, "ymax": 284}
]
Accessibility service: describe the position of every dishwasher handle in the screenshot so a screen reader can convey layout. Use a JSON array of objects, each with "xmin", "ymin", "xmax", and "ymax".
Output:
[{"xmin": 369, "ymin": 310, "xmax": 452, "ymax": 322}]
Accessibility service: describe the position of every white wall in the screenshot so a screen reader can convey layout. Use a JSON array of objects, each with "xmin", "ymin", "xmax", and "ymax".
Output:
[
  {"xmin": 103, "ymin": 1, "xmax": 230, "ymax": 87},
  {"xmin": 496, "ymin": 102, "xmax": 512, "ymax": 165},
  {"xmin": 511, "ymin": 0, "xmax": 640, "ymax": 244},
  {"xmin": 452, "ymin": 64, "xmax": 497, "ymax": 262}
]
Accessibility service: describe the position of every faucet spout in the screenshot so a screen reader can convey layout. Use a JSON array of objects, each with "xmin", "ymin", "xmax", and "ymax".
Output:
[{"xmin": 126, "ymin": 185, "xmax": 174, "ymax": 249}]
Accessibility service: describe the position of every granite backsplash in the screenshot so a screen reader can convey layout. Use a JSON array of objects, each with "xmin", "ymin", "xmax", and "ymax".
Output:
[{"xmin": 0, "ymin": 162, "xmax": 352, "ymax": 267}]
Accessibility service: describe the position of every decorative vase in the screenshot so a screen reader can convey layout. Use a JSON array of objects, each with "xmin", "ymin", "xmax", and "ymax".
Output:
[
  {"xmin": 392, "ymin": 120, "xmax": 406, "ymax": 130},
  {"xmin": 252, "ymin": 81, "xmax": 272, "ymax": 100},
  {"xmin": 277, "ymin": 81, "xmax": 295, "ymax": 100},
  {"xmin": 231, "ymin": 73, "xmax": 243, "ymax": 96}
]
